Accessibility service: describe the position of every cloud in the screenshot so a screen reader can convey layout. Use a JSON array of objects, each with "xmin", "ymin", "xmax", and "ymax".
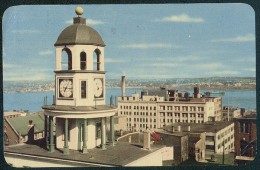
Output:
[
  {"xmin": 120, "ymin": 43, "xmax": 180, "ymax": 49},
  {"xmin": 213, "ymin": 70, "xmax": 240, "ymax": 75},
  {"xmin": 3, "ymin": 68, "xmax": 52, "ymax": 81},
  {"xmin": 243, "ymin": 68, "xmax": 255, "ymax": 72},
  {"xmin": 86, "ymin": 18, "xmax": 105, "ymax": 25},
  {"xmin": 195, "ymin": 63, "xmax": 224, "ymax": 70},
  {"xmin": 38, "ymin": 50, "xmax": 53, "ymax": 56},
  {"xmin": 156, "ymin": 14, "xmax": 204, "ymax": 23},
  {"xmin": 211, "ymin": 34, "xmax": 255, "ymax": 43},
  {"xmin": 3, "ymin": 63, "xmax": 19, "ymax": 69},
  {"xmin": 11, "ymin": 30, "xmax": 40, "ymax": 34},
  {"xmin": 152, "ymin": 63, "xmax": 178, "ymax": 67},
  {"xmin": 65, "ymin": 18, "xmax": 104, "ymax": 25},
  {"xmin": 3, "ymin": 72, "xmax": 52, "ymax": 81},
  {"xmin": 105, "ymin": 57, "xmax": 126, "ymax": 63}
]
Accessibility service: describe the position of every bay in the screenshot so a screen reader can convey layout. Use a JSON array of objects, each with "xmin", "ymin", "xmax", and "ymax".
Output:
[{"xmin": 3, "ymin": 88, "xmax": 256, "ymax": 113}]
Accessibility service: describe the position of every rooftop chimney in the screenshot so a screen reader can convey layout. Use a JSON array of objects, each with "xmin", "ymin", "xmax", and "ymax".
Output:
[
  {"xmin": 193, "ymin": 86, "xmax": 200, "ymax": 98},
  {"xmin": 143, "ymin": 130, "xmax": 151, "ymax": 150},
  {"xmin": 178, "ymin": 125, "xmax": 181, "ymax": 132},
  {"xmin": 121, "ymin": 76, "xmax": 126, "ymax": 97},
  {"xmin": 172, "ymin": 126, "xmax": 175, "ymax": 132},
  {"xmin": 27, "ymin": 120, "xmax": 35, "ymax": 144},
  {"xmin": 187, "ymin": 126, "xmax": 190, "ymax": 132}
]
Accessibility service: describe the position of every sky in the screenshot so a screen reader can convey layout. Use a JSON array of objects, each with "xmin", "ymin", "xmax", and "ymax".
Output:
[{"xmin": 2, "ymin": 4, "xmax": 256, "ymax": 81}]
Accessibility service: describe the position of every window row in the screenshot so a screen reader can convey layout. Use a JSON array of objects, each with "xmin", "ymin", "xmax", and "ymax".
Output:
[
  {"xmin": 160, "ymin": 112, "xmax": 204, "ymax": 118},
  {"xmin": 159, "ymin": 106, "xmax": 204, "ymax": 111},
  {"xmin": 61, "ymin": 48, "xmax": 101, "ymax": 71},
  {"xmin": 127, "ymin": 123, "xmax": 157, "ymax": 129}
]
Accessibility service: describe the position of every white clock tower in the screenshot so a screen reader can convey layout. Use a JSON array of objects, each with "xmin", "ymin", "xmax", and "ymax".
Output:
[{"xmin": 43, "ymin": 7, "xmax": 117, "ymax": 154}]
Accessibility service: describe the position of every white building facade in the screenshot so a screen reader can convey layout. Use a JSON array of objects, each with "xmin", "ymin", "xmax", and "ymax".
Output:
[
  {"xmin": 118, "ymin": 92, "xmax": 222, "ymax": 132},
  {"xmin": 42, "ymin": 8, "xmax": 117, "ymax": 154}
]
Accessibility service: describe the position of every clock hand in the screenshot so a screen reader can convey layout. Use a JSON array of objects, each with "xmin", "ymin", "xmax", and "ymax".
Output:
[{"xmin": 64, "ymin": 81, "xmax": 70, "ymax": 92}]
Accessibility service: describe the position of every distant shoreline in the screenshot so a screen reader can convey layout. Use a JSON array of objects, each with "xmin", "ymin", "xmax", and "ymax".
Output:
[{"xmin": 3, "ymin": 85, "xmax": 256, "ymax": 94}]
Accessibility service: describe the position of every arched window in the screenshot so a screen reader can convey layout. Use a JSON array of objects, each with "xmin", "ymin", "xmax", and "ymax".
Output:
[
  {"xmin": 80, "ymin": 52, "xmax": 87, "ymax": 70},
  {"xmin": 62, "ymin": 48, "xmax": 72, "ymax": 70},
  {"xmin": 93, "ymin": 49, "xmax": 101, "ymax": 71}
]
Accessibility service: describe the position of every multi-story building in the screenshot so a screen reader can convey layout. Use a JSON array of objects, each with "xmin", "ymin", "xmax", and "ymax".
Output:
[
  {"xmin": 118, "ymin": 81, "xmax": 222, "ymax": 132},
  {"xmin": 222, "ymin": 106, "xmax": 241, "ymax": 121},
  {"xmin": 164, "ymin": 121, "xmax": 234, "ymax": 154},
  {"xmin": 234, "ymin": 113, "xmax": 256, "ymax": 165}
]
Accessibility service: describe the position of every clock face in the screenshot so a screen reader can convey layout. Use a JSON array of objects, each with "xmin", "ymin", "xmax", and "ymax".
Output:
[
  {"xmin": 59, "ymin": 79, "xmax": 73, "ymax": 98},
  {"xmin": 94, "ymin": 78, "xmax": 103, "ymax": 98}
]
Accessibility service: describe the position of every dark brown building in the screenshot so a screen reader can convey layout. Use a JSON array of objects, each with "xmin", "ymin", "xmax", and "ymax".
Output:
[
  {"xmin": 155, "ymin": 131, "xmax": 189, "ymax": 165},
  {"xmin": 234, "ymin": 113, "xmax": 256, "ymax": 165}
]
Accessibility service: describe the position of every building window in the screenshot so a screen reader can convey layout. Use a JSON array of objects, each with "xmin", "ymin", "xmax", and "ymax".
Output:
[
  {"xmin": 81, "ymin": 81, "xmax": 87, "ymax": 98},
  {"xmin": 240, "ymin": 123, "xmax": 249, "ymax": 133},
  {"xmin": 94, "ymin": 49, "xmax": 101, "ymax": 71},
  {"xmin": 80, "ymin": 52, "xmax": 87, "ymax": 70},
  {"xmin": 62, "ymin": 48, "xmax": 72, "ymax": 70}
]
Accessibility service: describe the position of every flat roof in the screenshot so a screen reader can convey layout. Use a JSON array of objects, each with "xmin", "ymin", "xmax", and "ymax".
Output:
[
  {"xmin": 42, "ymin": 105, "xmax": 116, "ymax": 112},
  {"xmin": 156, "ymin": 129, "xmax": 188, "ymax": 137},
  {"xmin": 164, "ymin": 121, "xmax": 234, "ymax": 133},
  {"xmin": 4, "ymin": 141, "xmax": 164, "ymax": 167}
]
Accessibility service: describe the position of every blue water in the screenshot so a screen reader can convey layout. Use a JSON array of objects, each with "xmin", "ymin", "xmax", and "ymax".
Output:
[{"xmin": 3, "ymin": 88, "xmax": 256, "ymax": 112}]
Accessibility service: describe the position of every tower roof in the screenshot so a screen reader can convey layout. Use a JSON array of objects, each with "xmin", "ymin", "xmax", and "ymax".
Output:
[{"xmin": 54, "ymin": 8, "xmax": 105, "ymax": 47}]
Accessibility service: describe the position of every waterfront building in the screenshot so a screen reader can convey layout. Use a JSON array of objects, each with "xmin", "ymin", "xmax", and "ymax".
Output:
[
  {"xmin": 118, "ymin": 78, "xmax": 222, "ymax": 132},
  {"xmin": 234, "ymin": 113, "xmax": 256, "ymax": 165}
]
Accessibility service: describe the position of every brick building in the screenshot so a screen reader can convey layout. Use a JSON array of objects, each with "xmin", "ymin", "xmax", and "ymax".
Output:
[{"xmin": 234, "ymin": 113, "xmax": 257, "ymax": 165}]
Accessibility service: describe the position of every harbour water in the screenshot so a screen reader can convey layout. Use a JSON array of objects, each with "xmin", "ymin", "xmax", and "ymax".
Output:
[{"xmin": 3, "ymin": 88, "xmax": 256, "ymax": 113}]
